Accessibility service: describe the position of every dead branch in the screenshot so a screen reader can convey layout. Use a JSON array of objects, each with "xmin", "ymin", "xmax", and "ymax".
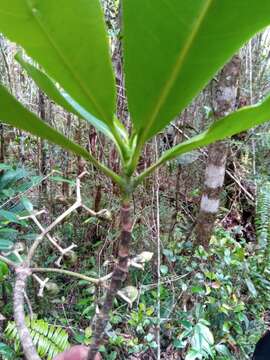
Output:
[{"xmin": 9, "ymin": 172, "xmax": 111, "ymax": 360}]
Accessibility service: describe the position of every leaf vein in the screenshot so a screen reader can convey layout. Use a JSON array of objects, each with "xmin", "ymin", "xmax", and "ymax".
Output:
[
  {"xmin": 144, "ymin": 0, "xmax": 214, "ymax": 139},
  {"xmin": 24, "ymin": 0, "xmax": 108, "ymax": 122}
]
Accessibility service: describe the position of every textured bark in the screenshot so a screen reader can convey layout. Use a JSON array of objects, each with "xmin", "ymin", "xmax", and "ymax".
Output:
[
  {"xmin": 194, "ymin": 55, "xmax": 241, "ymax": 248},
  {"xmin": 94, "ymin": 185, "xmax": 102, "ymax": 212},
  {"xmin": 13, "ymin": 266, "xmax": 41, "ymax": 360},
  {"xmin": 87, "ymin": 200, "xmax": 132, "ymax": 360}
]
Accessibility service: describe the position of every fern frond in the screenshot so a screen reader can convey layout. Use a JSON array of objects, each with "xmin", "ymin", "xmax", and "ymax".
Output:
[{"xmin": 5, "ymin": 318, "xmax": 69, "ymax": 360}]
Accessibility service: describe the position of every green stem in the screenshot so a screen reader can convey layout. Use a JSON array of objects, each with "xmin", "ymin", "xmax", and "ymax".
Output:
[
  {"xmin": 84, "ymin": 150, "xmax": 125, "ymax": 188},
  {"xmin": 31, "ymin": 267, "xmax": 112, "ymax": 284},
  {"xmin": 125, "ymin": 139, "xmax": 143, "ymax": 177},
  {"xmin": 110, "ymin": 124, "xmax": 129, "ymax": 163}
]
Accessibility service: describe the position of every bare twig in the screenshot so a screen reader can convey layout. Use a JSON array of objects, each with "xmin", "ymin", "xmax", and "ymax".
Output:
[
  {"xmin": 32, "ymin": 274, "xmax": 50, "ymax": 297},
  {"xmin": 0, "ymin": 254, "xmax": 17, "ymax": 267},
  {"xmin": 31, "ymin": 267, "xmax": 113, "ymax": 285},
  {"xmin": 24, "ymin": 291, "xmax": 34, "ymax": 319},
  {"xmin": 27, "ymin": 173, "xmax": 110, "ymax": 262},
  {"xmin": 12, "ymin": 172, "xmax": 111, "ymax": 360}
]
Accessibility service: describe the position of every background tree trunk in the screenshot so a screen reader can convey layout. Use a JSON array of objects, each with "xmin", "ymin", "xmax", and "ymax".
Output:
[
  {"xmin": 38, "ymin": 90, "xmax": 48, "ymax": 195},
  {"xmin": 62, "ymin": 113, "xmax": 72, "ymax": 197},
  {"xmin": 194, "ymin": 55, "xmax": 241, "ymax": 248},
  {"xmin": 0, "ymin": 123, "xmax": 4, "ymax": 163}
]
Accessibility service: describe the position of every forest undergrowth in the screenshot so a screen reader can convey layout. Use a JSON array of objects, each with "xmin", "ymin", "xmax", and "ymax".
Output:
[{"xmin": 0, "ymin": 162, "xmax": 269, "ymax": 360}]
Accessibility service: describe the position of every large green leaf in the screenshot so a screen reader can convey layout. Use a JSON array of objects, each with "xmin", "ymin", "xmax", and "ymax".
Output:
[
  {"xmin": 0, "ymin": 84, "xmax": 91, "ymax": 161},
  {"xmin": 15, "ymin": 52, "xmax": 78, "ymax": 115},
  {"xmin": 123, "ymin": 0, "xmax": 270, "ymax": 141},
  {"xmin": 135, "ymin": 96, "xmax": 270, "ymax": 184},
  {"xmin": 0, "ymin": 209, "xmax": 21, "ymax": 224},
  {"xmin": 0, "ymin": 84, "xmax": 122, "ymax": 185},
  {"xmin": 0, "ymin": 0, "xmax": 115, "ymax": 124},
  {"xmin": 191, "ymin": 323, "xmax": 214, "ymax": 355},
  {"xmin": 15, "ymin": 53, "xmax": 132, "ymax": 164},
  {"xmin": 0, "ymin": 239, "xmax": 14, "ymax": 251},
  {"xmin": 15, "ymin": 53, "xmax": 115, "ymax": 140},
  {"xmin": 0, "ymin": 261, "xmax": 9, "ymax": 281}
]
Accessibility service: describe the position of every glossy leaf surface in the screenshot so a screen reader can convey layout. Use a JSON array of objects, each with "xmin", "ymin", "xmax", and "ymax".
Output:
[
  {"xmin": 0, "ymin": 84, "xmax": 93, "ymax": 163},
  {"xmin": 161, "ymin": 97, "xmax": 270, "ymax": 163},
  {"xmin": 123, "ymin": 0, "xmax": 270, "ymax": 141},
  {"xmin": 136, "ymin": 96, "xmax": 270, "ymax": 183},
  {"xmin": 15, "ymin": 53, "xmax": 115, "ymax": 140},
  {"xmin": 0, "ymin": 0, "xmax": 116, "ymax": 124}
]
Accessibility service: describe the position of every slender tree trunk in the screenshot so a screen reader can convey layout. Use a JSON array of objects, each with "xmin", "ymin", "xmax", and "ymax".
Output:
[
  {"xmin": 62, "ymin": 114, "xmax": 72, "ymax": 197},
  {"xmin": 0, "ymin": 124, "xmax": 4, "ymax": 163},
  {"xmin": 38, "ymin": 90, "xmax": 47, "ymax": 195},
  {"xmin": 75, "ymin": 123, "xmax": 86, "ymax": 176},
  {"xmin": 168, "ymin": 165, "xmax": 181, "ymax": 241},
  {"xmin": 194, "ymin": 55, "xmax": 241, "ymax": 248},
  {"xmin": 88, "ymin": 196, "xmax": 132, "ymax": 360},
  {"xmin": 94, "ymin": 185, "xmax": 102, "ymax": 213},
  {"xmin": 18, "ymin": 130, "xmax": 26, "ymax": 164}
]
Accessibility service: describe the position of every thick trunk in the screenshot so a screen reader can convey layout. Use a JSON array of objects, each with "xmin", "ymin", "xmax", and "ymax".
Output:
[
  {"xmin": 88, "ymin": 198, "xmax": 132, "ymax": 360},
  {"xmin": 194, "ymin": 55, "xmax": 241, "ymax": 248}
]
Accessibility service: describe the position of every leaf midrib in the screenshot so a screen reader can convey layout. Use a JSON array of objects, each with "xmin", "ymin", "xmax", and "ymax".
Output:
[
  {"xmin": 143, "ymin": 0, "xmax": 213, "ymax": 139},
  {"xmin": 25, "ymin": 0, "xmax": 109, "ymax": 123}
]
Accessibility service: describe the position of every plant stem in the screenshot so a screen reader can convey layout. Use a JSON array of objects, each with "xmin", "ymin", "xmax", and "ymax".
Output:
[
  {"xmin": 0, "ymin": 254, "xmax": 17, "ymax": 267},
  {"xmin": 85, "ymin": 150, "xmax": 125, "ymax": 188},
  {"xmin": 155, "ymin": 137, "xmax": 161, "ymax": 360},
  {"xmin": 87, "ymin": 196, "xmax": 132, "ymax": 360},
  {"xmin": 31, "ymin": 267, "xmax": 112, "ymax": 284},
  {"xmin": 14, "ymin": 266, "xmax": 41, "ymax": 360}
]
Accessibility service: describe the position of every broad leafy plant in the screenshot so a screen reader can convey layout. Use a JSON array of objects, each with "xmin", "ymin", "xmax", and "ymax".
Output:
[
  {"xmin": 1, "ymin": 1, "xmax": 270, "ymax": 359},
  {"xmin": 0, "ymin": 165, "xmax": 41, "ymax": 270}
]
